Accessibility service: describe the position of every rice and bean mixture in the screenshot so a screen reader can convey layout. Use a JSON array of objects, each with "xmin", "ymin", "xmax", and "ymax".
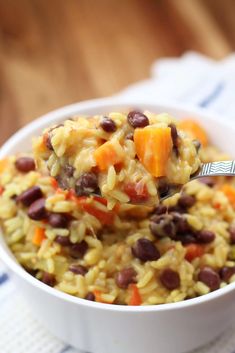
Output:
[
  {"xmin": 33, "ymin": 111, "xmax": 201, "ymax": 207},
  {"xmin": 1, "ymin": 111, "xmax": 235, "ymax": 305}
]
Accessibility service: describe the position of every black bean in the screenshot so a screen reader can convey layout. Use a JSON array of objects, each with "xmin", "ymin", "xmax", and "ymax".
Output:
[
  {"xmin": 190, "ymin": 166, "xmax": 201, "ymax": 178},
  {"xmin": 48, "ymin": 213, "xmax": 69, "ymax": 228},
  {"xmin": 152, "ymin": 205, "xmax": 167, "ymax": 215},
  {"xmin": 28, "ymin": 198, "xmax": 47, "ymax": 220},
  {"xmin": 69, "ymin": 264, "xmax": 88, "ymax": 276},
  {"xmin": 150, "ymin": 211, "xmax": 195, "ymax": 242},
  {"xmin": 198, "ymin": 267, "xmax": 220, "ymax": 291},
  {"xmin": 26, "ymin": 267, "xmax": 38, "ymax": 276},
  {"xmin": 172, "ymin": 213, "xmax": 192, "ymax": 234},
  {"xmin": 172, "ymin": 213, "xmax": 183, "ymax": 224},
  {"xmin": 157, "ymin": 178, "xmax": 170, "ymax": 198},
  {"xmin": 159, "ymin": 268, "xmax": 180, "ymax": 290},
  {"xmin": 178, "ymin": 194, "xmax": 196, "ymax": 209},
  {"xmin": 100, "ymin": 117, "xmax": 117, "ymax": 133},
  {"xmin": 127, "ymin": 111, "xmax": 149, "ymax": 128},
  {"xmin": 41, "ymin": 272, "xmax": 56, "ymax": 287},
  {"xmin": 199, "ymin": 177, "xmax": 215, "ymax": 188},
  {"xmin": 54, "ymin": 236, "xmax": 72, "ymax": 247},
  {"xmin": 196, "ymin": 230, "xmax": 215, "ymax": 243},
  {"xmin": 15, "ymin": 157, "xmax": 36, "ymax": 173},
  {"xmin": 168, "ymin": 205, "xmax": 185, "ymax": 214},
  {"xmin": 85, "ymin": 292, "xmax": 95, "ymax": 301},
  {"xmin": 45, "ymin": 134, "xmax": 54, "ymax": 151},
  {"xmin": 219, "ymin": 266, "xmax": 235, "ymax": 282},
  {"xmin": 75, "ymin": 172, "xmax": 98, "ymax": 196},
  {"xmin": 162, "ymin": 222, "xmax": 176, "ymax": 237},
  {"xmin": 150, "ymin": 214, "xmax": 177, "ymax": 239},
  {"xmin": 177, "ymin": 234, "xmax": 197, "ymax": 245},
  {"xmin": 55, "ymin": 175, "xmax": 69, "ymax": 190},
  {"xmin": 132, "ymin": 238, "xmax": 160, "ymax": 262},
  {"xmin": 169, "ymin": 123, "xmax": 178, "ymax": 146},
  {"xmin": 168, "ymin": 123, "xmax": 179, "ymax": 156},
  {"xmin": 45, "ymin": 124, "xmax": 64, "ymax": 151},
  {"xmin": 184, "ymin": 296, "xmax": 193, "ymax": 301},
  {"xmin": 54, "ymin": 124, "xmax": 64, "ymax": 128},
  {"xmin": 64, "ymin": 164, "xmax": 75, "ymax": 177},
  {"xmin": 126, "ymin": 132, "xmax": 134, "ymax": 141},
  {"xmin": 229, "ymin": 225, "xmax": 235, "ymax": 244},
  {"xmin": 192, "ymin": 139, "xmax": 201, "ymax": 152},
  {"xmin": 69, "ymin": 240, "xmax": 88, "ymax": 259},
  {"xmin": 115, "ymin": 267, "xmax": 137, "ymax": 289},
  {"xmin": 55, "ymin": 165, "xmax": 75, "ymax": 190},
  {"xmin": 178, "ymin": 219, "xmax": 192, "ymax": 234},
  {"xmin": 17, "ymin": 186, "xmax": 43, "ymax": 206}
]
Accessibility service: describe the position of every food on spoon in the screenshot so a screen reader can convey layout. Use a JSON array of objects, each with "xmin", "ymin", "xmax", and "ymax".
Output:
[{"xmin": 33, "ymin": 111, "xmax": 201, "ymax": 207}]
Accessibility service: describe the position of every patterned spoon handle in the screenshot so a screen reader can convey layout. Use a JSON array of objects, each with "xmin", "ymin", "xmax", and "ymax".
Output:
[
  {"xmin": 160, "ymin": 161, "xmax": 235, "ymax": 202},
  {"xmin": 191, "ymin": 160, "xmax": 235, "ymax": 179}
]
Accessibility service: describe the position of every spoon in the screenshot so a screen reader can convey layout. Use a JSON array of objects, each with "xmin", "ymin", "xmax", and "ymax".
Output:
[
  {"xmin": 57, "ymin": 160, "xmax": 235, "ymax": 206},
  {"xmin": 160, "ymin": 160, "xmax": 235, "ymax": 202}
]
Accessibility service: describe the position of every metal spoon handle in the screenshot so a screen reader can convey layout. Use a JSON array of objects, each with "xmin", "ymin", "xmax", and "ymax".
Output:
[
  {"xmin": 192, "ymin": 160, "xmax": 235, "ymax": 180},
  {"xmin": 160, "ymin": 160, "xmax": 235, "ymax": 202}
]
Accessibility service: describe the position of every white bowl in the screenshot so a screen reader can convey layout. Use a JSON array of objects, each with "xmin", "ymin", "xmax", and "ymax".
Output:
[{"xmin": 1, "ymin": 98, "xmax": 235, "ymax": 353}]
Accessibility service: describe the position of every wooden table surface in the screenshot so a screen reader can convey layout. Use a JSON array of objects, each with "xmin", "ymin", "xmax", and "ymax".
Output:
[{"xmin": 0, "ymin": 0, "xmax": 234, "ymax": 144}]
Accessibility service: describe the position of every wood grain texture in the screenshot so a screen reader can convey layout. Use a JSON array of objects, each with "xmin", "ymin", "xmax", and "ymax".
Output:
[{"xmin": 0, "ymin": 0, "xmax": 234, "ymax": 144}]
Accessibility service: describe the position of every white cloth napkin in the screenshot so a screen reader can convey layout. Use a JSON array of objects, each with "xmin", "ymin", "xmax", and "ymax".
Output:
[
  {"xmin": 119, "ymin": 51, "xmax": 235, "ymax": 119},
  {"xmin": 1, "ymin": 52, "xmax": 235, "ymax": 353}
]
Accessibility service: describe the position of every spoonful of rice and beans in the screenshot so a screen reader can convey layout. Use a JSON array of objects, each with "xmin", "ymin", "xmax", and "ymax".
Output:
[{"xmin": 33, "ymin": 110, "xmax": 203, "ymax": 208}]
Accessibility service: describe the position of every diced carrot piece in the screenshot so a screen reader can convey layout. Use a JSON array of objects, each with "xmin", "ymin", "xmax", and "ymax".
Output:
[
  {"xmin": 43, "ymin": 133, "xmax": 50, "ymax": 147},
  {"xmin": 113, "ymin": 204, "xmax": 120, "ymax": 213},
  {"xmin": 114, "ymin": 162, "xmax": 124, "ymax": 172},
  {"xmin": 123, "ymin": 182, "xmax": 149, "ymax": 203},
  {"xmin": 93, "ymin": 289, "xmax": 102, "ymax": 302},
  {"xmin": 50, "ymin": 177, "xmax": 58, "ymax": 189},
  {"xmin": 134, "ymin": 126, "xmax": 173, "ymax": 177},
  {"xmin": 0, "ymin": 159, "xmax": 8, "ymax": 174},
  {"xmin": 213, "ymin": 202, "xmax": 221, "ymax": 210},
  {"xmin": 178, "ymin": 119, "xmax": 208, "ymax": 147},
  {"xmin": 94, "ymin": 140, "xmax": 125, "ymax": 171},
  {"xmin": 66, "ymin": 189, "xmax": 75, "ymax": 200},
  {"xmin": 0, "ymin": 186, "xmax": 4, "ymax": 195},
  {"xmin": 82, "ymin": 203, "xmax": 115, "ymax": 225},
  {"xmin": 128, "ymin": 284, "xmax": 142, "ymax": 306},
  {"xmin": 32, "ymin": 228, "xmax": 46, "ymax": 246},
  {"xmin": 67, "ymin": 190, "xmax": 87, "ymax": 204},
  {"xmin": 93, "ymin": 196, "xmax": 108, "ymax": 206},
  {"xmin": 185, "ymin": 244, "xmax": 204, "ymax": 262},
  {"xmin": 220, "ymin": 184, "xmax": 235, "ymax": 207},
  {"xmin": 93, "ymin": 290, "xmax": 113, "ymax": 304},
  {"xmin": 67, "ymin": 192, "xmax": 116, "ymax": 225},
  {"xmin": 37, "ymin": 136, "xmax": 48, "ymax": 153},
  {"xmin": 92, "ymin": 196, "xmax": 120, "ymax": 212},
  {"xmin": 56, "ymin": 188, "xmax": 67, "ymax": 195}
]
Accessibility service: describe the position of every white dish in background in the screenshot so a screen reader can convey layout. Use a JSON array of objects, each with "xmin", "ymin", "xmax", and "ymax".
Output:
[{"xmin": 0, "ymin": 98, "xmax": 235, "ymax": 353}]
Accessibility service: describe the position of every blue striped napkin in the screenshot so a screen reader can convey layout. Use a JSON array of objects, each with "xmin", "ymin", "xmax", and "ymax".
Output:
[{"xmin": 1, "ymin": 52, "xmax": 235, "ymax": 353}]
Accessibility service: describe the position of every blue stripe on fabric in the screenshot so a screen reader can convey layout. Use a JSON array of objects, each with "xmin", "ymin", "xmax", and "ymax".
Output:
[
  {"xmin": 58, "ymin": 345, "xmax": 89, "ymax": 353},
  {"xmin": 198, "ymin": 82, "xmax": 225, "ymax": 107},
  {"xmin": 0, "ymin": 272, "xmax": 9, "ymax": 285},
  {"xmin": 58, "ymin": 345, "xmax": 72, "ymax": 353}
]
